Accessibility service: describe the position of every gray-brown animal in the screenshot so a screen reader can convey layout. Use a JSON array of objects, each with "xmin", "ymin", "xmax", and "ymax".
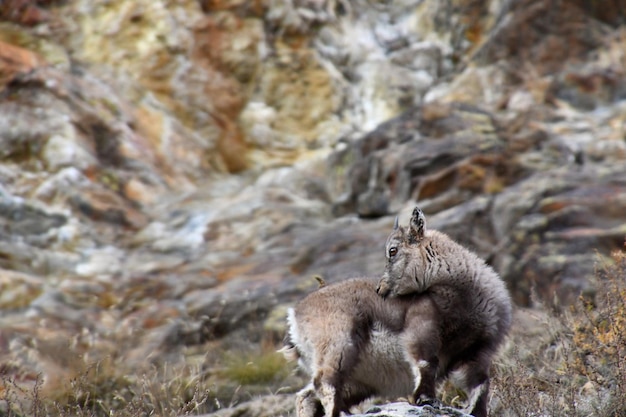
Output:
[{"xmin": 281, "ymin": 207, "xmax": 512, "ymax": 417}]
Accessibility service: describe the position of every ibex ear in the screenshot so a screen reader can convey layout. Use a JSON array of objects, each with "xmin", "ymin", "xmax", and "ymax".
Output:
[
  {"xmin": 393, "ymin": 216, "xmax": 399, "ymax": 230},
  {"xmin": 407, "ymin": 206, "xmax": 425, "ymax": 244}
]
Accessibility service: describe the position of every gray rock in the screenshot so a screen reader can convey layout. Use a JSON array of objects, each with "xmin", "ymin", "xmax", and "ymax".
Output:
[
  {"xmin": 194, "ymin": 398, "xmax": 471, "ymax": 417},
  {"xmin": 360, "ymin": 402, "xmax": 471, "ymax": 417},
  {"xmin": 195, "ymin": 394, "xmax": 294, "ymax": 417},
  {"xmin": 491, "ymin": 164, "xmax": 626, "ymax": 305},
  {"xmin": 328, "ymin": 102, "xmax": 502, "ymax": 218}
]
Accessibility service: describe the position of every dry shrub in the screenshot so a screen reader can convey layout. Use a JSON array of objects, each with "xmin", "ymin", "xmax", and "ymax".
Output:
[
  {"xmin": 569, "ymin": 248, "xmax": 626, "ymax": 415},
  {"xmin": 491, "ymin": 246, "xmax": 626, "ymax": 417},
  {"xmin": 0, "ymin": 375, "xmax": 45, "ymax": 417}
]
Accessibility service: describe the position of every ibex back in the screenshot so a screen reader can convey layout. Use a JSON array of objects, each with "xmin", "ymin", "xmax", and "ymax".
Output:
[{"xmin": 282, "ymin": 207, "xmax": 512, "ymax": 417}]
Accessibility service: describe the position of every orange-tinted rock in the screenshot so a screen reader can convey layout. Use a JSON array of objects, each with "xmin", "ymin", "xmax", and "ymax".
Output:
[
  {"xmin": 0, "ymin": 40, "xmax": 44, "ymax": 88},
  {"xmin": 70, "ymin": 187, "xmax": 148, "ymax": 229},
  {"xmin": 198, "ymin": 0, "xmax": 266, "ymax": 15}
]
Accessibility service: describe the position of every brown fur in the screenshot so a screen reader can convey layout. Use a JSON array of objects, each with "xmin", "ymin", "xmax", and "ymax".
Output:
[{"xmin": 283, "ymin": 207, "xmax": 512, "ymax": 417}]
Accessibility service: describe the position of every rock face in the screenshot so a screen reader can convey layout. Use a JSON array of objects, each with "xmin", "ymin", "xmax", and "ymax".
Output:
[{"xmin": 0, "ymin": 0, "xmax": 625, "ymax": 416}]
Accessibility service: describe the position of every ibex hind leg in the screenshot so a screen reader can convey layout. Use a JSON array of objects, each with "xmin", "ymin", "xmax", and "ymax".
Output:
[
  {"xmin": 313, "ymin": 337, "xmax": 363, "ymax": 417},
  {"xmin": 317, "ymin": 379, "xmax": 342, "ymax": 417},
  {"xmin": 295, "ymin": 384, "xmax": 324, "ymax": 417},
  {"xmin": 313, "ymin": 365, "xmax": 352, "ymax": 417}
]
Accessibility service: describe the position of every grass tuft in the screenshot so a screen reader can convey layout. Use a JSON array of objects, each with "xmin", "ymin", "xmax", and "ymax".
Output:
[{"xmin": 220, "ymin": 349, "xmax": 289, "ymax": 386}]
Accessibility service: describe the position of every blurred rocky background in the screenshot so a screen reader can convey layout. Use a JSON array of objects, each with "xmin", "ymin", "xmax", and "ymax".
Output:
[{"xmin": 0, "ymin": 0, "xmax": 625, "ymax": 416}]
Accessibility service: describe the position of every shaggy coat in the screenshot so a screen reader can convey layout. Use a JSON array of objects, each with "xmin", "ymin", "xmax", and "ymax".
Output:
[{"xmin": 282, "ymin": 207, "xmax": 512, "ymax": 417}]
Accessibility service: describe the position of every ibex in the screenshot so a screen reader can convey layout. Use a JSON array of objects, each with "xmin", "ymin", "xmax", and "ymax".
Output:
[{"xmin": 281, "ymin": 207, "xmax": 512, "ymax": 417}]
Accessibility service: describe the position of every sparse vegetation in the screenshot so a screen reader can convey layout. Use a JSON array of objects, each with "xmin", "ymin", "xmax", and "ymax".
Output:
[
  {"xmin": 491, "ymin": 246, "xmax": 626, "ymax": 417},
  {"xmin": 2, "ymin": 249, "xmax": 625, "ymax": 417},
  {"xmin": 1, "ymin": 360, "xmax": 215, "ymax": 417},
  {"xmin": 0, "ymin": 336, "xmax": 296, "ymax": 417},
  {"xmin": 569, "ymin": 248, "xmax": 626, "ymax": 415}
]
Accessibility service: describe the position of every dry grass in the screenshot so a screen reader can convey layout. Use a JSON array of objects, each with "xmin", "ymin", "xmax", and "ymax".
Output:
[
  {"xmin": 1, "ymin": 361, "xmax": 215, "ymax": 417},
  {"xmin": 0, "ymin": 335, "xmax": 295, "ymax": 417},
  {"xmin": 490, "ymin": 247, "xmax": 626, "ymax": 417}
]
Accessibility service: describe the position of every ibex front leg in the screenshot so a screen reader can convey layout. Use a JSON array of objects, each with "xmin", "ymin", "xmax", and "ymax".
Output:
[
  {"xmin": 457, "ymin": 357, "xmax": 491, "ymax": 417},
  {"xmin": 407, "ymin": 356, "xmax": 440, "ymax": 407}
]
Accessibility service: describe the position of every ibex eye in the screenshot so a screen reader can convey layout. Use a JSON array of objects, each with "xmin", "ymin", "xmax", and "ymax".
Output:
[{"xmin": 388, "ymin": 247, "xmax": 398, "ymax": 257}]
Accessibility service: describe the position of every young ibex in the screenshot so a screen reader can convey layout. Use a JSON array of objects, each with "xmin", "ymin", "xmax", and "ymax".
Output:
[{"xmin": 282, "ymin": 207, "xmax": 512, "ymax": 417}]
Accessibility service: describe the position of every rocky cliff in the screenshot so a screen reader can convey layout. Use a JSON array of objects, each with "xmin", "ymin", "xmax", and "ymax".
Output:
[{"xmin": 0, "ymin": 0, "xmax": 625, "ymax": 416}]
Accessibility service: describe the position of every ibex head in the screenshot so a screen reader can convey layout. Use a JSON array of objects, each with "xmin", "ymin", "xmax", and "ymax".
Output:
[{"xmin": 377, "ymin": 206, "xmax": 429, "ymax": 298}]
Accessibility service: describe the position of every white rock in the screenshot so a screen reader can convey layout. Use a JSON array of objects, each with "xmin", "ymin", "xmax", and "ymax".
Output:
[
  {"xmin": 41, "ymin": 132, "xmax": 97, "ymax": 172},
  {"xmin": 75, "ymin": 246, "xmax": 124, "ymax": 278}
]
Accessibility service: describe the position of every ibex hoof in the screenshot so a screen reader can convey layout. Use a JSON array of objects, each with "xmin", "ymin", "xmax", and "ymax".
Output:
[
  {"xmin": 409, "ymin": 394, "xmax": 441, "ymax": 409},
  {"xmin": 419, "ymin": 398, "xmax": 441, "ymax": 408}
]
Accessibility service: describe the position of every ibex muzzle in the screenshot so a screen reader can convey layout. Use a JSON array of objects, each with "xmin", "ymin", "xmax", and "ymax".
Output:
[
  {"xmin": 283, "ymin": 207, "xmax": 512, "ymax": 417},
  {"xmin": 377, "ymin": 206, "xmax": 429, "ymax": 298}
]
